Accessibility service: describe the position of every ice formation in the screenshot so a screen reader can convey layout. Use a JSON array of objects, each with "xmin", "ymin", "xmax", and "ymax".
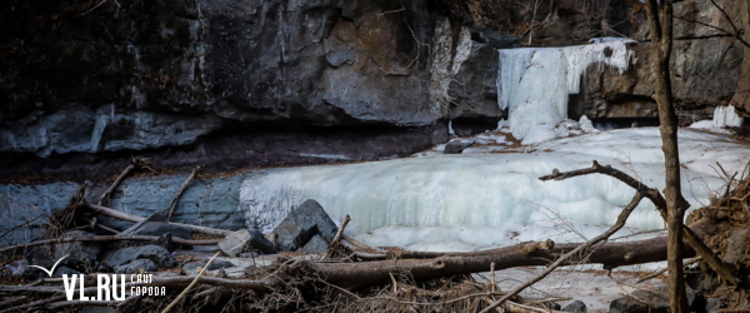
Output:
[
  {"xmin": 497, "ymin": 40, "xmax": 636, "ymax": 144},
  {"xmin": 241, "ymin": 128, "xmax": 750, "ymax": 252},
  {"xmin": 713, "ymin": 105, "xmax": 744, "ymax": 127}
]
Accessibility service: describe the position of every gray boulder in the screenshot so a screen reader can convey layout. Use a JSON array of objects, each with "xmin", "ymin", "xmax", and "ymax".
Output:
[
  {"xmin": 218, "ymin": 229, "xmax": 277, "ymax": 257},
  {"xmin": 610, "ymin": 285, "xmax": 702, "ymax": 313},
  {"xmin": 562, "ymin": 300, "xmax": 587, "ymax": 313},
  {"xmin": 52, "ymin": 266, "xmax": 82, "ymax": 278},
  {"xmin": 297, "ymin": 235, "xmax": 329, "ymax": 254},
  {"xmin": 104, "ymin": 244, "xmax": 176, "ymax": 269},
  {"xmin": 28, "ymin": 230, "xmax": 101, "ymax": 273},
  {"xmin": 114, "ymin": 259, "xmax": 158, "ymax": 274},
  {"xmin": 444, "ymin": 139, "xmax": 474, "ymax": 154},
  {"xmin": 271, "ymin": 200, "xmax": 338, "ymax": 251}
]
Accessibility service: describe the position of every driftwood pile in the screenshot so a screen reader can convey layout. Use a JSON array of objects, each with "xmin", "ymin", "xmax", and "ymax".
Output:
[{"xmin": 1, "ymin": 159, "xmax": 748, "ymax": 312}]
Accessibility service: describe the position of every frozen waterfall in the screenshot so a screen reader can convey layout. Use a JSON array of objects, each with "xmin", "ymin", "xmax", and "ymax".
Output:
[
  {"xmin": 497, "ymin": 39, "xmax": 636, "ymax": 144},
  {"xmin": 240, "ymin": 128, "xmax": 750, "ymax": 252},
  {"xmin": 713, "ymin": 105, "xmax": 744, "ymax": 127}
]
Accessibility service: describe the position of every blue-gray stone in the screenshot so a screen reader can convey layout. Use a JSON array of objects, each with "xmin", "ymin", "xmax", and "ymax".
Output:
[
  {"xmin": 104, "ymin": 244, "xmax": 176, "ymax": 269},
  {"xmin": 297, "ymin": 234, "xmax": 329, "ymax": 254},
  {"xmin": 271, "ymin": 199, "xmax": 338, "ymax": 251},
  {"xmin": 0, "ymin": 182, "xmax": 81, "ymax": 247},
  {"xmin": 92, "ymin": 174, "xmax": 244, "ymax": 231},
  {"xmin": 114, "ymin": 259, "xmax": 158, "ymax": 274}
]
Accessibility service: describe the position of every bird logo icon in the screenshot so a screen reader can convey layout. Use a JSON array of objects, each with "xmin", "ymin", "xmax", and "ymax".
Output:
[{"xmin": 28, "ymin": 254, "xmax": 70, "ymax": 277}]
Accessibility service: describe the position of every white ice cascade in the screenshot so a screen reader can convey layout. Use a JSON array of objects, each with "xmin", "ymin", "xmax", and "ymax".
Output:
[
  {"xmin": 497, "ymin": 39, "xmax": 636, "ymax": 144},
  {"xmin": 713, "ymin": 105, "xmax": 744, "ymax": 128}
]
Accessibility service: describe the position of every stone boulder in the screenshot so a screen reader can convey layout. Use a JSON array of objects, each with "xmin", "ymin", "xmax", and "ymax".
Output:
[
  {"xmin": 114, "ymin": 259, "xmax": 158, "ymax": 275},
  {"xmin": 27, "ymin": 230, "xmax": 101, "ymax": 273},
  {"xmin": 218, "ymin": 229, "xmax": 277, "ymax": 257},
  {"xmin": 271, "ymin": 200, "xmax": 338, "ymax": 251},
  {"xmin": 610, "ymin": 285, "xmax": 703, "ymax": 313},
  {"xmin": 562, "ymin": 300, "xmax": 587, "ymax": 313},
  {"xmin": 104, "ymin": 244, "xmax": 176, "ymax": 269},
  {"xmin": 297, "ymin": 235, "xmax": 330, "ymax": 254},
  {"xmin": 444, "ymin": 139, "xmax": 474, "ymax": 154}
]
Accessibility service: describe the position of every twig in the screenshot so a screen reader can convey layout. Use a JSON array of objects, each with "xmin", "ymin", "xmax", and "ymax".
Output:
[
  {"xmin": 161, "ymin": 251, "xmax": 220, "ymax": 313},
  {"xmin": 480, "ymin": 193, "xmax": 644, "ymax": 313},
  {"xmin": 389, "ymin": 272, "xmax": 398, "ymax": 294},
  {"xmin": 342, "ymin": 234, "xmax": 379, "ymax": 251},
  {"xmin": 98, "ymin": 164, "xmax": 136, "ymax": 206},
  {"xmin": 323, "ymin": 215, "xmax": 350, "ymax": 259},
  {"xmin": 637, "ymin": 256, "xmax": 701, "ymax": 283},
  {"xmin": 164, "ymin": 166, "xmax": 200, "ymax": 221},
  {"xmin": 79, "ymin": 0, "xmax": 108, "ymax": 16},
  {"xmin": 84, "ymin": 203, "xmax": 231, "ymax": 237},
  {"xmin": 490, "ymin": 262, "xmax": 496, "ymax": 293}
]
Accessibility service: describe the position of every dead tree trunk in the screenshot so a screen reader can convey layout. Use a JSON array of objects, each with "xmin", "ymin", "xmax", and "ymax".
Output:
[{"xmin": 643, "ymin": 1, "xmax": 689, "ymax": 312}]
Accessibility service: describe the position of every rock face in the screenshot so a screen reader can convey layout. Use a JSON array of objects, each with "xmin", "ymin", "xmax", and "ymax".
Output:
[
  {"xmin": 0, "ymin": 182, "xmax": 81, "ymax": 247},
  {"xmin": 90, "ymin": 174, "xmax": 245, "ymax": 231},
  {"xmin": 0, "ymin": 0, "xmax": 447, "ymax": 155},
  {"xmin": 571, "ymin": 0, "xmax": 746, "ymax": 123}
]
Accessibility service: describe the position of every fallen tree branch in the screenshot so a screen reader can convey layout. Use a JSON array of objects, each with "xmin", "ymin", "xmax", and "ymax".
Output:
[
  {"xmin": 161, "ymin": 251, "xmax": 219, "ymax": 313},
  {"xmin": 638, "ymin": 256, "xmax": 702, "ymax": 283},
  {"xmin": 0, "ymin": 234, "xmax": 219, "ymax": 254},
  {"xmin": 98, "ymin": 164, "xmax": 136, "ymax": 206},
  {"xmin": 539, "ymin": 161, "xmax": 738, "ymax": 283},
  {"xmin": 323, "ymin": 214, "xmax": 350, "ymax": 259},
  {"xmin": 164, "ymin": 166, "xmax": 200, "ymax": 221},
  {"xmin": 83, "ymin": 203, "xmax": 232, "ymax": 237},
  {"xmin": 480, "ymin": 193, "xmax": 644, "ymax": 313}
]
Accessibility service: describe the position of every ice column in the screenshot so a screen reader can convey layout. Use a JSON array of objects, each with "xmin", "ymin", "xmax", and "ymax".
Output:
[{"xmin": 497, "ymin": 39, "xmax": 636, "ymax": 144}]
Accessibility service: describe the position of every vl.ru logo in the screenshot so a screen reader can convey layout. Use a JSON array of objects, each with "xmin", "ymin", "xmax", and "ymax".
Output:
[{"xmin": 29, "ymin": 255, "xmax": 166, "ymax": 301}]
